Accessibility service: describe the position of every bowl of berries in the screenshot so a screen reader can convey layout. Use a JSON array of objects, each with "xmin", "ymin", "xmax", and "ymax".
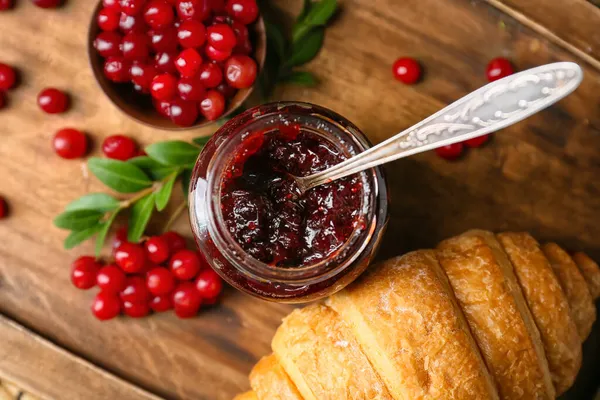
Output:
[{"xmin": 88, "ymin": 0, "xmax": 266, "ymax": 130}]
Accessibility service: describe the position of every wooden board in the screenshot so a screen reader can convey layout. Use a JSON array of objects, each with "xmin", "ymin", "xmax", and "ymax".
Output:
[{"xmin": 0, "ymin": 0, "xmax": 599, "ymax": 399}]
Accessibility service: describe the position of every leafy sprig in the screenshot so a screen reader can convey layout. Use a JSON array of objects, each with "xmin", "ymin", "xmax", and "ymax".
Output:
[{"xmin": 53, "ymin": 139, "xmax": 206, "ymax": 256}]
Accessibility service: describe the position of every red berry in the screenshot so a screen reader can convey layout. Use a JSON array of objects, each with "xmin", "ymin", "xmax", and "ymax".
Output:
[
  {"xmin": 177, "ymin": 76, "xmax": 206, "ymax": 101},
  {"xmin": 120, "ymin": 276, "xmax": 151, "ymax": 303},
  {"xmin": 0, "ymin": 92, "xmax": 5, "ymax": 110},
  {"xmin": 32, "ymin": 0, "xmax": 63, "ymax": 8},
  {"xmin": 435, "ymin": 143, "xmax": 464, "ymax": 160},
  {"xmin": 199, "ymin": 90, "xmax": 225, "ymax": 120},
  {"xmin": 53, "ymin": 128, "xmax": 88, "ymax": 159},
  {"xmin": 37, "ymin": 88, "xmax": 69, "ymax": 114},
  {"xmin": 102, "ymin": 134, "xmax": 138, "ymax": 160},
  {"xmin": 177, "ymin": 19, "xmax": 206, "ymax": 48},
  {"xmin": 98, "ymin": 7, "xmax": 121, "ymax": 31},
  {"xmin": 113, "ymin": 225, "xmax": 128, "ymax": 252},
  {"xmin": 97, "ymin": 265, "xmax": 127, "ymax": 293},
  {"xmin": 224, "ymin": 54, "xmax": 256, "ymax": 89},
  {"xmin": 194, "ymin": 268, "xmax": 222, "ymax": 298},
  {"xmin": 92, "ymin": 292, "xmax": 121, "ymax": 320},
  {"xmin": 233, "ymin": 36, "xmax": 252, "ymax": 55},
  {"xmin": 226, "ymin": 0, "xmax": 257, "ymax": 24},
  {"xmin": 71, "ymin": 256, "xmax": 102, "ymax": 290},
  {"xmin": 175, "ymin": 48, "xmax": 202, "ymax": 77},
  {"xmin": 0, "ymin": 196, "xmax": 6, "ymax": 219},
  {"xmin": 144, "ymin": 0, "xmax": 175, "ymax": 29},
  {"xmin": 0, "ymin": 63, "xmax": 17, "ymax": 90},
  {"xmin": 204, "ymin": 295, "xmax": 218, "ymax": 305},
  {"xmin": 392, "ymin": 57, "xmax": 421, "ymax": 84},
  {"xmin": 154, "ymin": 51, "xmax": 178, "ymax": 73},
  {"xmin": 119, "ymin": 13, "xmax": 147, "ymax": 33},
  {"xmin": 149, "ymin": 27, "xmax": 179, "ymax": 52},
  {"xmin": 162, "ymin": 231, "xmax": 186, "ymax": 252},
  {"xmin": 121, "ymin": 32, "xmax": 150, "ymax": 61},
  {"xmin": 210, "ymin": 0, "xmax": 225, "ymax": 12},
  {"xmin": 176, "ymin": 0, "xmax": 210, "ymax": 21},
  {"xmin": 122, "ymin": 301, "xmax": 150, "ymax": 317},
  {"xmin": 204, "ymin": 44, "xmax": 231, "ymax": 61},
  {"xmin": 486, "ymin": 57, "xmax": 514, "ymax": 82},
  {"xmin": 103, "ymin": 0, "xmax": 121, "ymax": 11},
  {"xmin": 147, "ymin": 267, "xmax": 176, "ymax": 295},
  {"xmin": 169, "ymin": 98, "xmax": 199, "ymax": 126},
  {"xmin": 465, "ymin": 134, "xmax": 490, "ymax": 148},
  {"xmin": 172, "ymin": 282, "xmax": 202, "ymax": 317},
  {"xmin": 153, "ymin": 98, "xmax": 171, "ymax": 117},
  {"xmin": 104, "ymin": 56, "xmax": 132, "ymax": 82},
  {"xmin": 230, "ymin": 21, "xmax": 248, "ymax": 46},
  {"xmin": 130, "ymin": 62, "xmax": 158, "ymax": 89},
  {"xmin": 0, "ymin": 0, "xmax": 14, "ymax": 10},
  {"xmin": 198, "ymin": 62, "xmax": 222, "ymax": 88},
  {"xmin": 145, "ymin": 235, "xmax": 170, "ymax": 264},
  {"xmin": 120, "ymin": 0, "xmax": 146, "ymax": 15},
  {"xmin": 207, "ymin": 24, "xmax": 236, "ymax": 51},
  {"xmin": 94, "ymin": 31, "xmax": 123, "ymax": 58},
  {"xmin": 215, "ymin": 82, "xmax": 236, "ymax": 98},
  {"xmin": 150, "ymin": 294, "xmax": 173, "ymax": 312},
  {"xmin": 115, "ymin": 242, "xmax": 147, "ymax": 273},
  {"xmin": 151, "ymin": 73, "xmax": 178, "ymax": 100},
  {"xmin": 169, "ymin": 249, "xmax": 201, "ymax": 280}
]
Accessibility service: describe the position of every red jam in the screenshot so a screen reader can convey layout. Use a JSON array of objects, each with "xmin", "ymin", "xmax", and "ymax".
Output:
[{"xmin": 220, "ymin": 125, "xmax": 363, "ymax": 267}]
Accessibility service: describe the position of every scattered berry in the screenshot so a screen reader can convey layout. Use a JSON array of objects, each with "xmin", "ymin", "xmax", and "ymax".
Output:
[
  {"xmin": 172, "ymin": 282, "xmax": 202, "ymax": 317},
  {"xmin": 224, "ymin": 54, "xmax": 256, "ymax": 89},
  {"xmin": 102, "ymin": 134, "xmax": 138, "ymax": 160},
  {"xmin": 199, "ymin": 90, "xmax": 225, "ymax": 120},
  {"xmin": 486, "ymin": 57, "xmax": 514, "ymax": 82},
  {"xmin": 169, "ymin": 249, "xmax": 201, "ymax": 280},
  {"xmin": 104, "ymin": 56, "xmax": 132, "ymax": 82},
  {"xmin": 37, "ymin": 88, "xmax": 69, "ymax": 114},
  {"xmin": 120, "ymin": 275, "xmax": 151, "ymax": 303},
  {"xmin": 92, "ymin": 292, "xmax": 121, "ymax": 320},
  {"xmin": 169, "ymin": 98, "xmax": 199, "ymax": 126},
  {"xmin": 115, "ymin": 242, "xmax": 147, "ymax": 273},
  {"xmin": 0, "ymin": 196, "xmax": 6, "ymax": 219},
  {"xmin": 195, "ymin": 268, "xmax": 222, "ymax": 298},
  {"xmin": 143, "ymin": 0, "xmax": 175, "ymax": 29},
  {"xmin": 226, "ymin": 0, "xmax": 258, "ymax": 25},
  {"xmin": 150, "ymin": 294, "xmax": 173, "ymax": 312},
  {"xmin": 0, "ymin": 0, "xmax": 13, "ymax": 10},
  {"xmin": 162, "ymin": 231, "xmax": 186, "ymax": 252},
  {"xmin": 98, "ymin": 7, "xmax": 121, "ymax": 31},
  {"xmin": 71, "ymin": 256, "xmax": 102, "ymax": 290},
  {"xmin": 53, "ymin": 128, "xmax": 88, "ymax": 159},
  {"xmin": 465, "ymin": 134, "xmax": 490, "ymax": 148},
  {"xmin": 146, "ymin": 267, "xmax": 176, "ymax": 295},
  {"xmin": 392, "ymin": 57, "xmax": 421, "ymax": 84},
  {"xmin": 97, "ymin": 265, "xmax": 127, "ymax": 293},
  {"xmin": 32, "ymin": 0, "xmax": 63, "ymax": 8},
  {"xmin": 435, "ymin": 143, "xmax": 464, "ymax": 160},
  {"xmin": 175, "ymin": 48, "xmax": 202, "ymax": 77},
  {"xmin": 123, "ymin": 300, "xmax": 150, "ymax": 317},
  {"xmin": 177, "ymin": 19, "xmax": 206, "ymax": 48},
  {"xmin": 0, "ymin": 63, "xmax": 16, "ymax": 90},
  {"xmin": 151, "ymin": 73, "xmax": 178, "ymax": 100},
  {"xmin": 145, "ymin": 235, "xmax": 170, "ymax": 264}
]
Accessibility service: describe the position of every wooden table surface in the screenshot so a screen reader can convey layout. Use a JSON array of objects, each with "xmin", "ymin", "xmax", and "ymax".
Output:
[{"xmin": 1, "ymin": 0, "xmax": 600, "ymax": 399}]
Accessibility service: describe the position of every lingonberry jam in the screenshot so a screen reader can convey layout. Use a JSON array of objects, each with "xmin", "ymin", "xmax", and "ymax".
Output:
[{"xmin": 189, "ymin": 102, "xmax": 388, "ymax": 302}]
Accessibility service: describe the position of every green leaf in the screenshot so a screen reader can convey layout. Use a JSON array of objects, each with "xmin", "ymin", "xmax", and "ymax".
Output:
[
  {"xmin": 128, "ymin": 156, "xmax": 177, "ymax": 180},
  {"xmin": 64, "ymin": 224, "xmax": 102, "ymax": 250},
  {"xmin": 181, "ymin": 169, "xmax": 193, "ymax": 195},
  {"xmin": 280, "ymin": 71, "xmax": 318, "ymax": 86},
  {"xmin": 286, "ymin": 27, "xmax": 324, "ymax": 67},
  {"xmin": 192, "ymin": 136, "xmax": 211, "ymax": 148},
  {"xmin": 297, "ymin": 0, "xmax": 312, "ymax": 21},
  {"xmin": 65, "ymin": 193, "xmax": 120, "ymax": 213},
  {"xmin": 293, "ymin": 0, "xmax": 337, "ymax": 42},
  {"xmin": 54, "ymin": 210, "xmax": 104, "ymax": 231},
  {"xmin": 145, "ymin": 141, "xmax": 201, "ymax": 167},
  {"xmin": 128, "ymin": 194, "xmax": 155, "ymax": 243},
  {"xmin": 265, "ymin": 20, "xmax": 287, "ymax": 62},
  {"xmin": 155, "ymin": 174, "xmax": 176, "ymax": 211},
  {"xmin": 88, "ymin": 158, "xmax": 153, "ymax": 194},
  {"xmin": 95, "ymin": 210, "xmax": 119, "ymax": 257}
]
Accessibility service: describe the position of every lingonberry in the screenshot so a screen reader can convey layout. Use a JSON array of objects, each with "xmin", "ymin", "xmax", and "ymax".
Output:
[
  {"xmin": 32, "ymin": 0, "xmax": 63, "ymax": 8},
  {"xmin": 115, "ymin": 242, "xmax": 147, "ymax": 273},
  {"xmin": 37, "ymin": 88, "xmax": 69, "ymax": 114},
  {"xmin": 465, "ymin": 134, "xmax": 490, "ymax": 148},
  {"xmin": 98, "ymin": 7, "xmax": 121, "ymax": 31},
  {"xmin": 435, "ymin": 143, "xmax": 464, "ymax": 160},
  {"xmin": 198, "ymin": 62, "xmax": 222, "ymax": 88},
  {"xmin": 112, "ymin": 225, "xmax": 128, "ymax": 252},
  {"xmin": 175, "ymin": 48, "xmax": 202, "ymax": 77},
  {"xmin": 130, "ymin": 62, "xmax": 158, "ymax": 89},
  {"xmin": 392, "ymin": 57, "xmax": 421, "ymax": 84},
  {"xmin": 154, "ymin": 51, "xmax": 178, "ymax": 73},
  {"xmin": 233, "ymin": 36, "xmax": 252, "ymax": 55},
  {"xmin": 53, "ymin": 128, "xmax": 88, "ymax": 159},
  {"xmin": 145, "ymin": 235, "xmax": 170, "ymax": 264},
  {"xmin": 143, "ymin": 0, "xmax": 175, "ymax": 29},
  {"xmin": 94, "ymin": 31, "xmax": 123, "ymax": 58},
  {"xmin": 150, "ymin": 294, "xmax": 173, "ymax": 312},
  {"xmin": 102, "ymin": 134, "xmax": 138, "ymax": 160},
  {"xmin": 226, "ymin": 0, "xmax": 257, "ymax": 24},
  {"xmin": 119, "ymin": 13, "xmax": 147, "ymax": 33},
  {"xmin": 169, "ymin": 98, "xmax": 199, "ymax": 126},
  {"xmin": 162, "ymin": 231, "xmax": 186, "ymax": 253},
  {"xmin": 0, "ymin": 63, "xmax": 17, "ymax": 90},
  {"xmin": 177, "ymin": 76, "xmax": 206, "ymax": 101},
  {"xmin": 122, "ymin": 32, "xmax": 151, "ymax": 61},
  {"xmin": 103, "ymin": 0, "xmax": 121, "ymax": 11},
  {"xmin": 224, "ymin": 54, "xmax": 256, "ymax": 89},
  {"xmin": 204, "ymin": 44, "xmax": 231, "ymax": 61},
  {"xmin": 151, "ymin": 73, "xmax": 178, "ymax": 100},
  {"xmin": 177, "ymin": 19, "xmax": 206, "ymax": 48},
  {"xmin": 120, "ymin": 276, "xmax": 151, "ymax": 303},
  {"xmin": 215, "ymin": 82, "xmax": 236, "ymax": 98},
  {"xmin": 194, "ymin": 269, "xmax": 222, "ymax": 298},
  {"xmin": 0, "ymin": 196, "xmax": 6, "ymax": 219},
  {"xmin": 96, "ymin": 265, "xmax": 127, "ymax": 293},
  {"xmin": 169, "ymin": 249, "xmax": 201, "ymax": 280},
  {"xmin": 230, "ymin": 21, "xmax": 248, "ymax": 47},
  {"xmin": 486, "ymin": 57, "xmax": 514, "ymax": 82},
  {"xmin": 207, "ymin": 24, "xmax": 236, "ymax": 51},
  {"xmin": 92, "ymin": 292, "xmax": 121, "ymax": 320},
  {"xmin": 0, "ymin": 0, "xmax": 13, "ymax": 10},
  {"xmin": 120, "ymin": 0, "xmax": 146, "ymax": 16},
  {"xmin": 153, "ymin": 98, "xmax": 171, "ymax": 116},
  {"xmin": 122, "ymin": 301, "xmax": 150, "ymax": 317},
  {"xmin": 204, "ymin": 296, "xmax": 218, "ymax": 305},
  {"xmin": 199, "ymin": 89, "xmax": 225, "ymax": 120},
  {"xmin": 0, "ymin": 92, "xmax": 5, "ymax": 110},
  {"xmin": 176, "ymin": 0, "xmax": 210, "ymax": 21},
  {"xmin": 172, "ymin": 282, "xmax": 202, "ymax": 317},
  {"xmin": 149, "ymin": 27, "xmax": 179, "ymax": 52},
  {"xmin": 71, "ymin": 256, "xmax": 102, "ymax": 290},
  {"xmin": 210, "ymin": 0, "xmax": 225, "ymax": 12},
  {"xmin": 104, "ymin": 56, "xmax": 132, "ymax": 82},
  {"xmin": 146, "ymin": 267, "xmax": 176, "ymax": 295}
]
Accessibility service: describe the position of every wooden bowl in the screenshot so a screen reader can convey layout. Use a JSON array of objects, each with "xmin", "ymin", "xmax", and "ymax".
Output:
[{"xmin": 87, "ymin": 2, "xmax": 267, "ymax": 131}]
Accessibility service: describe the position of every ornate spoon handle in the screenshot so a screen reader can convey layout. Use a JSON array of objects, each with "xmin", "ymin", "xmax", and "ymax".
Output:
[{"xmin": 297, "ymin": 62, "xmax": 583, "ymax": 192}]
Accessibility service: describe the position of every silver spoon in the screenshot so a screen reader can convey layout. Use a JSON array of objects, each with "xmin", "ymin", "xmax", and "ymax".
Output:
[{"xmin": 292, "ymin": 62, "xmax": 583, "ymax": 194}]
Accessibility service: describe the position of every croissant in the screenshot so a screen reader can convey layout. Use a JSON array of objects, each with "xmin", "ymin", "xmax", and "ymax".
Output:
[{"xmin": 237, "ymin": 230, "xmax": 599, "ymax": 400}]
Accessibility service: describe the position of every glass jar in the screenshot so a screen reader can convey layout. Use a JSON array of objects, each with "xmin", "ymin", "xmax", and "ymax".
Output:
[{"xmin": 188, "ymin": 102, "xmax": 388, "ymax": 303}]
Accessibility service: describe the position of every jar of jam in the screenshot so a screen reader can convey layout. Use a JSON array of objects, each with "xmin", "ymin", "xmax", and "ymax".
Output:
[{"xmin": 189, "ymin": 102, "xmax": 389, "ymax": 303}]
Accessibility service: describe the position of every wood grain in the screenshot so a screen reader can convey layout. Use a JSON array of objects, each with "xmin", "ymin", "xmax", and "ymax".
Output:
[{"xmin": 0, "ymin": 0, "xmax": 599, "ymax": 399}]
